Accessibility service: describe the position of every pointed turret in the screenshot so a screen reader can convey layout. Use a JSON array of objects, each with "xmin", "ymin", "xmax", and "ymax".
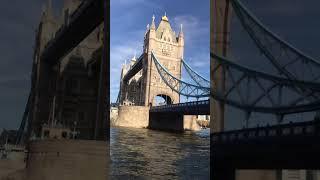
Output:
[
  {"xmin": 150, "ymin": 15, "xmax": 156, "ymax": 30},
  {"xmin": 38, "ymin": 0, "xmax": 58, "ymax": 53},
  {"xmin": 63, "ymin": 0, "xmax": 81, "ymax": 13},
  {"xmin": 162, "ymin": 12, "xmax": 169, "ymax": 22},
  {"xmin": 145, "ymin": 24, "xmax": 150, "ymax": 37},
  {"xmin": 179, "ymin": 24, "xmax": 184, "ymax": 38},
  {"xmin": 148, "ymin": 15, "xmax": 156, "ymax": 41},
  {"xmin": 46, "ymin": 0, "xmax": 54, "ymax": 19},
  {"xmin": 131, "ymin": 53, "xmax": 136, "ymax": 63},
  {"xmin": 40, "ymin": 0, "xmax": 53, "ymax": 22},
  {"xmin": 178, "ymin": 24, "xmax": 184, "ymax": 46}
]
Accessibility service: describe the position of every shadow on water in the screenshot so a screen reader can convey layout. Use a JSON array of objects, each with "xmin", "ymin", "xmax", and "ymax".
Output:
[{"xmin": 110, "ymin": 127, "xmax": 210, "ymax": 180}]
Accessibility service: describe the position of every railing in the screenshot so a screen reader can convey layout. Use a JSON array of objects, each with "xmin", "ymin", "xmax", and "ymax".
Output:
[
  {"xmin": 150, "ymin": 100, "xmax": 209, "ymax": 114},
  {"xmin": 211, "ymin": 120, "xmax": 320, "ymax": 143}
]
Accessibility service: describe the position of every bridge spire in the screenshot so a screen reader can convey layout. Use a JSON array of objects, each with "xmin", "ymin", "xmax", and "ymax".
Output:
[
  {"xmin": 151, "ymin": 15, "xmax": 156, "ymax": 30},
  {"xmin": 162, "ymin": 12, "xmax": 169, "ymax": 21},
  {"xmin": 179, "ymin": 24, "xmax": 184, "ymax": 37},
  {"xmin": 46, "ymin": 0, "xmax": 53, "ymax": 18},
  {"xmin": 145, "ymin": 24, "xmax": 150, "ymax": 36},
  {"xmin": 178, "ymin": 23, "xmax": 184, "ymax": 52}
]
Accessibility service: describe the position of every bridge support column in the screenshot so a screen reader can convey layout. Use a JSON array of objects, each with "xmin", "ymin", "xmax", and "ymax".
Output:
[
  {"xmin": 183, "ymin": 115, "xmax": 201, "ymax": 131},
  {"xmin": 211, "ymin": 0, "xmax": 233, "ymax": 177}
]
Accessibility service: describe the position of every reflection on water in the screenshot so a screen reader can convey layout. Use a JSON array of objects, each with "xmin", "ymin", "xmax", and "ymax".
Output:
[{"xmin": 110, "ymin": 127, "xmax": 209, "ymax": 180}]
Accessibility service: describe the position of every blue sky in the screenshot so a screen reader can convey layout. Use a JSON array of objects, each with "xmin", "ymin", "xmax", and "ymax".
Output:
[
  {"xmin": 1, "ymin": 0, "xmax": 319, "ymax": 130},
  {"xmin": 110, "ymin": 0, "xmax": 210, "ymax": 102}
]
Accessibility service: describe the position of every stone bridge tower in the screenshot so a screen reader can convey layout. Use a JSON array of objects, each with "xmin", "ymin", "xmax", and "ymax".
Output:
[
  {"xmin": 142, "ymin": 14, "xmax": 184, "ymax": 106},
  {"xmin": 29, "ymin": 0, "xmax": 104, "ymax": 139}
]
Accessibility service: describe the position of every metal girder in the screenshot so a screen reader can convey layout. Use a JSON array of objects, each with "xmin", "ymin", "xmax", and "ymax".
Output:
[
  {"xmin": 41, "ymin": 0, "xmax": 104, "ymax": 65},
  {"xmin": 230, "ymin": 0, "xmax": 320, "ymax": 111},
  {"xmin": 182, "ymin": 59, "xmax": 210, "ymax": 88},
  {"xmin": 152, "ymin": 52, "xmax": 210, "ymax": 98},
  {"xmin": 16, "ymin": 93, "xmax": 31, "ymax": 144},
  {"xmin": 211, "ymin": 53, "xmax": 320, "ymax": 115},
  {"xmin": 122, "ymin": 54, "xmax": 144, "ymax": 84},
  {"xmin": 230, "ymin": 0, "xmax": 320, "ymax": 83}
]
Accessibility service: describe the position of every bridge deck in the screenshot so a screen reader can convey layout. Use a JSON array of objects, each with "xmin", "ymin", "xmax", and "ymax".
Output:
[
  {"xmin": 211, "ymin": 120, "xmax": 320, "ymax": 169},
  {"xmin": 122, "ymin": 54, "xmax": 144, "ymax": 83},
  {"xmin": 41, "ymin": 0, "xmax": 104, "ymax": 65},
  {"xmin": 149, "ymin": 100, "xmax": 209, "ymax": 115}
]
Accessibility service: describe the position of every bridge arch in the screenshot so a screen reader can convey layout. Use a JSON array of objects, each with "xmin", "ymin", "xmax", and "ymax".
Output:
[{"xmin": 151, "ymin": 94, "xmax": 173, "ymax": 106}]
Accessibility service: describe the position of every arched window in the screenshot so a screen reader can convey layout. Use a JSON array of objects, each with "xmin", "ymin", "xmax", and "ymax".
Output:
[
  {"xmin": 164, "ymin": 37, "xmax": 166, "ymax": 41},
  {"xmin": 154, "ymin": 94, "xmax": 173, "ymax": 106}
]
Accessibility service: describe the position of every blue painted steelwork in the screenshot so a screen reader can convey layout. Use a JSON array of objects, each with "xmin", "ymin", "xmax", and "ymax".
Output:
[
  {"xmin": 211, "ymin": 120, "xmax": 320, "ymax": 170},
  {"xmin": 182, "ymin": 59, "xmax": 210, "ymax": 88},
  {"xmin": 231, "ymin": 0, "xmax": 320, "ymax": 83},
  {"xmin": 152, "ymin": 52, "xmax": 210, "ymax": 98},
  {"xmin": 211, "ymin": 53, "xmax": 320, "ymax": 115},
  {"xmin": 16, "ymin": 93, "xmax": 31, "ymax": 144},
  {"xmin": 212, "ymin": 120, "xmax": 319, "ymax": 144},
  {"xmin": 150, "ymin": 100, "xmax": 209, "ymax": 115}
]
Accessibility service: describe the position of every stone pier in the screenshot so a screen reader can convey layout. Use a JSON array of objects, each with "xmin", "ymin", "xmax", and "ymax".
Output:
[
  {"xmin": 149, "ymin": 113, "xmax": 201, "ymax": 132},
  {"xmin": 116, "ymin": 106, "xmax": 201, "ymax": 131},
  {"xmin": 116, "ymin": 106, "xmax": 149, "ymax": 128}
]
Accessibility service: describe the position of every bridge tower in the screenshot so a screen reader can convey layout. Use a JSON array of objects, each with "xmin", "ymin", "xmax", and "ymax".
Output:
[
  {"xmin": 29, "ymin": 0, "xmax": 104, "ymax": 140},
  {"xmin": 211, "ymin": 0, "xmax": 232, "ymax": 133},
  {"xmin": 29, "ymin": 0, "xmax": 60, "ymax": 138},
  {"xmin": 142, "ymin": 14, "xmax": 184, "ymax": 106}
]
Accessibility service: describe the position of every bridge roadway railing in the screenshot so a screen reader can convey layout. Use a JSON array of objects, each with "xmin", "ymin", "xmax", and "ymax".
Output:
[
  {"xmin": 211, "ymin": 120, "xmax": 320, "ymax": 170},
  {"xmin": 212, "ymin": 120, "xmax": 320, "ymax": 144},
  {"xmin": 149, "ymin": 100, "xmax": 209, "ymax": 115}
]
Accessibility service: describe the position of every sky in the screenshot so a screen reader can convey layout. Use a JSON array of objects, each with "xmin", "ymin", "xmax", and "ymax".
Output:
[
  {"xmin": 223, "ymin": 0, "xmax": 320, "ymax": 129},
  {"xmin": 0, "ymin": 0, "xmax": 64, "ymax": 131},
  {"xmin": 110, "ymin": 0, "xmax": 210, "ymax": 102},
  {"xmin": 0, "ymin": 0, "xmax": 320, "ymax": 131}
]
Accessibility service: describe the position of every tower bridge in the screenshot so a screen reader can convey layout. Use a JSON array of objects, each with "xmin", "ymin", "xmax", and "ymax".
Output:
[
  {"xmin": 18, "ymin": 0, "xmax": 106, "ymax": 142},
  {"xmin": 116, "ymin": 14, "xmax": 210, "ymax": 131},
  {"xmin": 10, "ymin": 1, "xmax": 108, "ymax": 179},
  {"xmin": 211, "ymin": 0, "xmax": 320, "ymax": 179}
]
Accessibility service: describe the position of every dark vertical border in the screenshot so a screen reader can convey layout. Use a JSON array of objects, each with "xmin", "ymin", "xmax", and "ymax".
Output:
[
  {"xmin": 103, "ymin": 0, "xmax": 110, "ymax": 178},
  {"xmin": 103, "ymin": 0, "xmax": 110, "ymax": 142}
]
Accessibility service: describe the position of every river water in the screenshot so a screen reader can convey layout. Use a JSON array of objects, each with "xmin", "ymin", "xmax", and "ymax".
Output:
[{"xmin": 110, "ymin": 127, "xmax": 210, "ymax": 180}]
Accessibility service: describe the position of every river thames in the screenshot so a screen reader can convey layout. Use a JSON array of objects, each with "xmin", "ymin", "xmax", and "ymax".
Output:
[{"xmin": 110, "ymin": 127, "xmax": 210, "ymax": 179}]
